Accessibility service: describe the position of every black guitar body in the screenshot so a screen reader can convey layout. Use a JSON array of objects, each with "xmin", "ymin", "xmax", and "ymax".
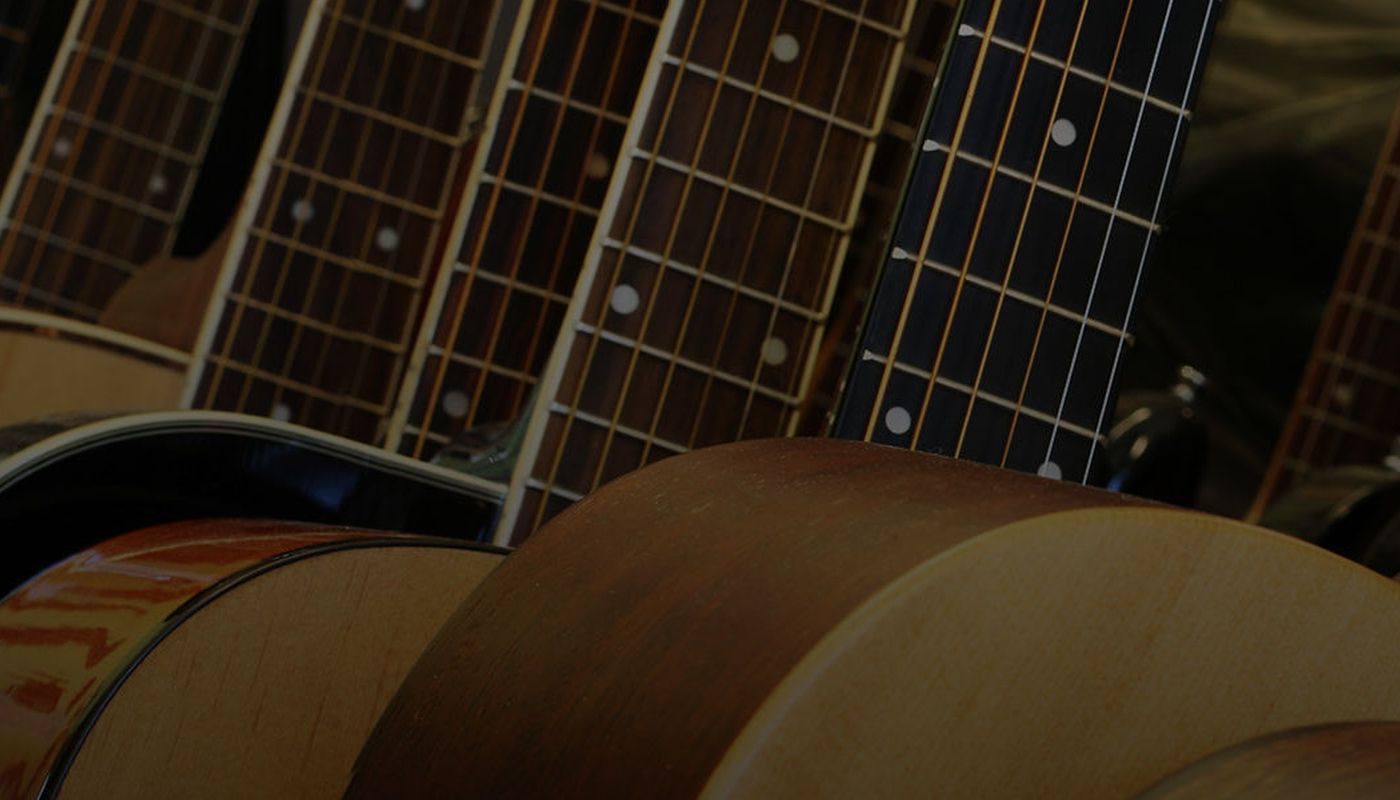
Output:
[
  {"xmin": 1259, "ymin": 465, "xmax": 1400, "ymax": 576},
  {"xmin": 0, "ymin": 412, "xmax": 502, "ymax": 593}
]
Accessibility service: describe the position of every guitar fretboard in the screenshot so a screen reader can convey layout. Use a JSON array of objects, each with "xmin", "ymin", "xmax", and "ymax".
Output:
[
  {"xmin": 186, "ymin": 0, "xmax": 512, "ymax": 444},
  {"xmin": 833, "ymin": 0, "xmax": 1219, "ymax": 485},
  {"xmin": 389, "ymin": 0, "xmax": 667, "ymax": 459},
  {"xmin": 500, "ymin": 0, "xmax": 918, "ymax": 543},
  {"xmin": 0, "ymin": 0, "xmax": 257, "ymax": 320},
  {"xmin": 1252, "ymin": 98, "xmax": 1400, "ymax": 514}
]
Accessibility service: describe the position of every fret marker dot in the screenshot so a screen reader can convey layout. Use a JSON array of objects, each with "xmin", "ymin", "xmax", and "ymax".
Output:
[
  {"xmin": 762, "ymin": 337, "xmax": 789, "ymax": 366},
  {"xmin": 958, "ymin": 24, "xmax": 978, "ymax": 37},
  {"xmin": 884, "ymin": 406, "xmax": 912, "ymax": 435},
  {"xmin": 1037, "ymin": 461, "xmax": 1063, "ymax": 480},
  {"xmin": 922, "ymin": 139, "xmax": 937, "ymax": 152},
  {"xmin": 771, "ymin": 33, "xmax": 800, "ymax": 63},
  {"xmin": 610, "ymin": 284, "xmax": 640, "ymax": 315},
  {"xmin": 375, "ymin": 226, "xmax": 400, "ymax": 252},
  {"xmin": 291, "ymin": 199, "xmax": 315, "ymax": 223},
  {"xmin": 52, "ymin": 138, "xmax": 72, "ymax": 159},
  {"xmin": 404, "ymin": 0, "xmax": 426, "ymax": 9},
  {"xmin": 271, "ymin": 403, "xmax": 293, "ymax": 422},
  {"xmin": 1051, "ymin": 118, "xmax": 1077, "ymax": 147},
  {"xmin": 147, "ymin": 174, "xmax": 169, "ymax": 195},
  {"xmin": 586, "ymin": 153, "xmax": 611, "ymax": 179},
  {"xmin": 1333, "ymin": 385, "xmax": 1356, "ymax": 408},
  {"xmin": 442, "ymin": 390, "xmax": 469, "ymax": 419},
  {"xmin": 892, "ymin": 247, "xmax": 909, "ymax": 261}
]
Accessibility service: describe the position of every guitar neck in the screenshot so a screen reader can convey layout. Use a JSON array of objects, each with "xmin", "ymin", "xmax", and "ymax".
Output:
[
  {"xmin": 185, "ymin": 0, "xmax": 520, "ymax": 444},
  {"xmin": 832, "ymin": 0, "xmax": 1221, "ymax": 485},
  {"xmin": 0, "ymin": 0, "xmax": 258, "ymax": 321},
  {"xmin": 1251, "ymin": 97, "xmax": 1400, "ymax": 516},
  {"xmin": 499, "ymin": 0, "xmax": 921, "ymax": 543},
  {"xmin": 387, "ymin": 0, "xmax": 669, "ymax": 459}
]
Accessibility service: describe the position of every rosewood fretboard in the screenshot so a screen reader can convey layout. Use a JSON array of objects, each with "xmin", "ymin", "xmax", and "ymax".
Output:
[
  {"xmin": 186, "ymin": 0, "xmax": 512, "ymax": 444},
  {"xmin": 1251, "ymin": 96, "xmax": 1400, "ymax": 515},
  {"xmin": 833, "ymin": 0, "xmax": 1221, "ymax": 485},
  {"xmin": 0, "ymin": 0, "xmax": 258, "ymax": 320}
]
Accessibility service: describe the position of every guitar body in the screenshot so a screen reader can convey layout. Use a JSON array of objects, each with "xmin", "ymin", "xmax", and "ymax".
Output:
[
  {"xmin": 352, "ymin": 439, "xmax": 1400, "ymax": 798},
  {"xmin": 0, "ymin": 309, "xmax": 183, "ymax": 427},
  {"xmin": 1258, "ymin": 465, "xmax": 1400, "ymax": 576},
  {"xmin": 0, "ymin": 520, "xmax": 505, "ymax": 799},
  {"xmin": 0, "ymin": 411, "xmax": 504, "ymax": 593}
]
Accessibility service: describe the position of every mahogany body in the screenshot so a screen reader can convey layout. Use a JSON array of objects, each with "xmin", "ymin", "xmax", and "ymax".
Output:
[
  {"xmin": 351, "ymin": 438, "xmax": 1400, "ymax": 798},
  {"xmin": 0, "ymin": 520, "xmax": 504, "ymax": 798}
]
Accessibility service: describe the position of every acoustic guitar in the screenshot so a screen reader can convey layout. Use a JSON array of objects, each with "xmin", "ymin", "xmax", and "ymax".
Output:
[{"xmin": 0, "ymin": 519, "xmax": 504, "ymax": 798}]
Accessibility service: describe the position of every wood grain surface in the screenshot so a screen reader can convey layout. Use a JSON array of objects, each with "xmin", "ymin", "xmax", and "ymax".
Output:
[{"xmin": 350, "ymin": 437, "xmax": 1400, "ymax": 798}]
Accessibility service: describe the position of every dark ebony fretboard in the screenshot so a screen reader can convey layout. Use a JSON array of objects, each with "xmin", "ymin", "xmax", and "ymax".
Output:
[{"xmin": 833, "ymin": 0, "xmax": 1220, "ymax": 485}]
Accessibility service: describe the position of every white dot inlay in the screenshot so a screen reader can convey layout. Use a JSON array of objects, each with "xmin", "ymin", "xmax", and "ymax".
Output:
[
  {"xmin": 586, "ymin": 153, "xmax": 611, "ymax": 179},
  {"xmin": 610, "ymin": 284, "xmax": 640, "ymax": 315},
  {"xmin": 1333, "ymin": 384, "xmax": 1356, "ymax": 408},
  {"xmin": 884, "ymin": 406, "xmax": 912, "ymax": 435},
  {"xmin": 271, "ymin": 403, "xmax": 293, "ymax": 422},
  {"xmin": 404, "ymin": 0, "xmax": 426, "ymax": 10},
  {"xmin": 1051, "ymin": 118, "xmax": 1077, "ymax": 147},
  {"xmin": 442, "ymin": 390, "xmax": 469, "ymax": 419},
  {"xmin": 761, "ymin": 337, "xmax": 789, "ymax": 366},
  {"xmin": 52, "ymin": 138, "xmax": 72, "ymax": 159},
  {"xmin": 375, "ymin": 226, "xmax": 400, "ymax": 252},
  {"xmin": 291, "ymin": 198, "xmax": 315, "ymax": 223},
  {"xmin": 771, "ymin": 33, "xmax": 800, "ymax": 64},
  {"xmin": 1037, "ymin": 461, "xmax": 1063, "ymax": 480},
  {"xmin": 958, "ymin": 24, "xmax": 978, "ymax": 37},
  {"xmin": 147, "ymin": 174, "xmax": 169, "ymax": 195}
]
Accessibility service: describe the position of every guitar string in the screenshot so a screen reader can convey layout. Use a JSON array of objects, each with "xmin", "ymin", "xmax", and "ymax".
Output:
[
  {"xmin": 1305, "ymin": 113, "xmax": 1400, "ymax": 470},
  {"xmin": 490, "ymin": 1, "xmax": 660, "ymax": 440},
  {"xmin": 573, "ymin": 0, "xmax": 808, "ymax": 493},
  {"xmin": 525, "ymin": 0, "xmax": 738, "ymax": 533},
  {"xmin": 202, "ymin": 0, "xmax": 370, "ymax": 410},
  {"xmin": 619, "ymin": 0, "xmax": 849, "ymax": 465},
  {"xmin": 72, "ymin": 0, "xmax": 244, "ymax": 313},
  {"xmin": 319, "ymin": 1, "xmax": 481, "ymax": 439},
  {"xmin": 1293, "ymin": 118, "xmax": 1400, "ymax": 476},
  {"xmin": 1084, "ymin": 1, "xmax": 1219, "ymax": 483},
  {"xmin": 1043, "ymin": 0, "xmax": 1177, "ymax": 480},
  {"xmin": 403, "ymin": 0, "xmax": 579, "ymax": 452},
  {"xmin": 248, "ymin": 0, "xmax": 459, "ymax": 431},
  {"xmin": 857, "ymin": 0, "xmax": 1007, "ymax": 444},
  {"xmin": 721, "ymin": 0, "xmax": 887, "ymax": 448},
  {"xmin": 995, "ymin": 0, "xmax": 1137, "ymax": 474},
  {"xmin": 899, "ymin": 3, "xmax": 1051, "ymax": 457},
  {"xmin": 5, "ymin": 0, "xmax": 144, "ymax": 310},
  {"xmin": 952, "ymin": 2, "xmax": 1084, "ymax": 462}
]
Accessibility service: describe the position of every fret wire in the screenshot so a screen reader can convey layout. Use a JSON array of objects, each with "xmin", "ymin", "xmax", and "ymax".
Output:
[
  {"xmin": 959, "ymin": 23, "xmax": 1191, "ymax": 119},
  {"xmin": 228, "ymin": 292, "xmax": 408, "ymax": 354},
  {"xmin": 605, "ymin": 239, "xmax": 828, "ymax": 321},
  {"xmin": 598, "ymin": 0, "xmax": 841, "ymax": 484},
  {"xmin": 0, "ymin": 275, "xmax": 105, "ymax": 320},
  {"xmin": 476, "ymin": 172, "xmax": 603, "ymax": 221},
  {"xmin": 28, "ymin": 165, "xmax": 180, "ymax": 224},
  {"xmin": 1321, "ymin": 351, "xmax": 1400, "ymax": 391},
  {"xmin": 994, "ymin": 0, "xmax": 1129, "ymax": 471},
  {"xmin": 301, "ymin": 87, "xmax": 469, "ymax": 147},
  {"xmin": 524, "ymin": 478, "xmax": 585, "ymax": 504},
  {"xmin": 272, "ymin": 158, "xmax": 444, "ymax": 218},
  {"xmin": 1299, "ymin": 406, "xmax": 1394, "ymax": 444},
  {"xmin": 1360, "ymin": 230, "xmax": 1400, "ymax": 257},
  {"xmin": 639, "ymin": 149, "xmax": 853, "ymax": 231},
  {"xmin": 74, "ymin": 42, "xmax": 221, "ymax": 102},
  {"xmin": 902, "ymin": 249, "xmax": 1132, "ymax": 339},
  {"xmin": 574, "ymin": 0, "xmax": 663, "ymax": 26},
  {"xmin": 325, "ymin": 6, "xmax": 488, "ymax": 71},
  {"xmin": 6, "ymin": 221, "xmax": 141, "ymax": 276},
  {"xmin": 663, "ymin": 54, "xmax": 882, "ymax": 138},
  {"xmin": 510, "ymin": 79, "xmax": 631, "ymax": 126},
  {"xmin": 922, "ymin": 140, "xmax": 1160, "ymax": 233},
  {"xmin": 450, "ymin": 261, "xmax": 573, "ymax": 305},
  {"xmin": 859, "ymin": 0, "xmax": 1004, "ymax": 444},
  {"xmin": 404, "ymin": 0, "xmax": 659, "ymax": 454},
  {"xmin": 204, "ymin": 355, "xmax": 391, "ymax": 414},
  {"xmin": 859, "ymin": 349, "xmax": 1107, "ymax": 443},
  {"xmin": 432, "ymin": 348, "xmax": 540, "ymax": 386},
  {"xmin": 1337, "ymin": 290, "xmax": 1400, "ymax": 325},
  {"xmin": 140, "ymin": 0, "xmax": 243, "ymax": 35},
  {"xmin": 1328, "ymin": 222, "xmax": 1400, "ymax": 462},
  {"xmin": 547, "ymin": 400, "xmax": 688, "ymax": 453},
  {"xmin": 574, "ymin": 321, "xmax": 805, "ymax": 407},
  {"xmin": 794, "ymin": 0, "xmax": 901, "ymax": 38},
  {"xmin": 1083, "ymin": 0, "xmax": 1217, "ymax": 482},
  {"xmin": 525, "ymin": 0, "xmax": 755, "ymax": 532},
  {"xmin": 1048, "ymin": 0, "xmax": 1186, "ymax": 481},
  {"xmin": 55, "ymin": 107, "xmax": 200, "ymax": 163}
]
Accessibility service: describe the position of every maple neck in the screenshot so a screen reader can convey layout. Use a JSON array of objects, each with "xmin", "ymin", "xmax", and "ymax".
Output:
[
  {"xmin": 0, "ymin": 0, "xmax": 257, "ymax": 321},
  {"xmin": 831, "ymin": 0, "xmax": 1221, "ymax": 485},
  {"xmin": 388, "ymin": 0, "xmax": 668, "ymax": 460},
  {"xmin": 499, "ymin": 0, "xmax": 920, "ymax": 542},
  {"xmin": 1252, "ymin": 99, "xmax": 1400, "ymax": 514},
  {"xmin": 186, "ymin": 0, "xmax": 516, "ymax": 444}
]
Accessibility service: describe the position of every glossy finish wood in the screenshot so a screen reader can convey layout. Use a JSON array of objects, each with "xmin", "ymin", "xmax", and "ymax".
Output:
[
  {"xmin": 0, "ymin": 519, "xmax": 503, "ymax": 799},
  {"xmin": 351, "ymin": 438, "xmax": 1400, "ymax": 798},
  {"xmin": 1140, "ymin": 723, "xmax": 1400, "ymax": 798}
]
